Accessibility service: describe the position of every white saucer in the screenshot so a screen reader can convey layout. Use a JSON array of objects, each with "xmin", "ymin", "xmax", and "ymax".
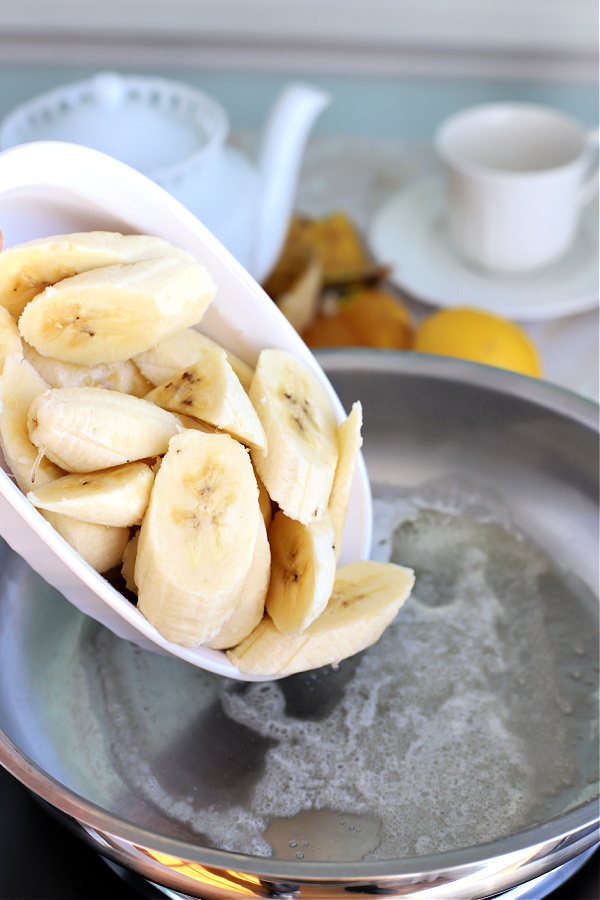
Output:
[{"xmin": 368, "ymin": 175, "xmax": 599, "ymax": 322}]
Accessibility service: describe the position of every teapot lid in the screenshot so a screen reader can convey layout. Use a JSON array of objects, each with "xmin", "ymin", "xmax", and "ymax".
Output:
[{"xmin": 0, "ymin": 72, "xmax": 229, "ymax": 177}]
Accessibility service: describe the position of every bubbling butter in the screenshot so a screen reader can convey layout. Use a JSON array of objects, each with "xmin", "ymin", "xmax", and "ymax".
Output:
[{"xmin": 91, "ymin": 478, "xmax": 599, "ymax": 860}]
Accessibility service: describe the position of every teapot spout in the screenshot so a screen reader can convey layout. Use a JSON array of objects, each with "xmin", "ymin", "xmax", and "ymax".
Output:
[{"xmin": 252, "ymin": 83, "xmax": 329, "ymax": 283}]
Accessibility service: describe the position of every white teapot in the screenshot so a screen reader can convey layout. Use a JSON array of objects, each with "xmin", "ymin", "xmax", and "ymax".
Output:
[{"xmin": 0, "ymin": 72, "xmax": 329, "ymax": 282}]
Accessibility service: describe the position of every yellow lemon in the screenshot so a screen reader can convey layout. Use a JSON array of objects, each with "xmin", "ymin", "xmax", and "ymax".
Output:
[{"xmin": 414, "ymin": 307, "xmax": 543, "ymax": 377}]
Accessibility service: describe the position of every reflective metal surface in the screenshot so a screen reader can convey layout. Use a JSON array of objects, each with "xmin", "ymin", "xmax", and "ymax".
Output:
[{"xmin": 0, "ymin": 350, "xmax": 598, "ymax": 898}]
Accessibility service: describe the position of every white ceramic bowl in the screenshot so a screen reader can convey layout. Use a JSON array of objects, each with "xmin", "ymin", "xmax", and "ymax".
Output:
[{"xmin": 0, "ymin": 140, "xmax": 373, "ymax": 681}]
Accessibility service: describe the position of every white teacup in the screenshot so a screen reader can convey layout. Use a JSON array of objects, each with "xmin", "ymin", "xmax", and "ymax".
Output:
[{"xmin": 434, "ymin": 103, "xmax": 599, "ymax": 274}]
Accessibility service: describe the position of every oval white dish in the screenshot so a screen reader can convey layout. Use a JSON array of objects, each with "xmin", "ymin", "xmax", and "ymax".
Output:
[{"xmin": 0, "ymin": 140, "xmax": 373, "ymax": 681}]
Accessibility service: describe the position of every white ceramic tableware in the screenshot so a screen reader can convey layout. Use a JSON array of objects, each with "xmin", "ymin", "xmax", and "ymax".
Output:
[
  {"xmin": 367, "ymin": 175, "xmax": 599, "ymax": 321},
  {"xmin": 0, "ymin": 72, "xmax": 330, "ymax": 282},
  {"xmin": 0, "ymin": 140, "xmax": 372, "ymax": 680},
  {"xmin": 434, "ymin": 103, "xmax": 599, "ymax": 274}
]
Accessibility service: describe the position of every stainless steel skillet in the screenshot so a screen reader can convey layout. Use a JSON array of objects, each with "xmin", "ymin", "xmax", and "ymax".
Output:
[{"xmin": 0, "ymin": 349, "xmax": 597, "ymax": 899}]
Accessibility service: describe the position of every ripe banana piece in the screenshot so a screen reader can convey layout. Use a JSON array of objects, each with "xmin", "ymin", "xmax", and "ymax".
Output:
[
  {"xmin": 0, "ymin": 307, "xmax": 23, "ymax": 374},
  {"xmin": 256, "ymin": 470, "xmax": 273, "ymax": 529},
  {"xmin": 0, "ymin": 230, "xmax": 195, "ymax": 318},
  {"xmin": 26, "ymin": 462, "xmax": 155, "ymax": 527},
  {"xmin": 41, "ymin": 509, "xmax": 130, "ymax": 574},
  {"xmin": 0, "ymin": 358, "xmax": 129, "ymax": 571},
  {"xmin": 121, "ymin": 531, "xmax": 139, "ymax": 594},
  {"xmin": 228, "ymin": 560, "xmax": 415, "ymax": 676},
  {"xmin": 19, "ymin": 257, "xmax": 217, "ymax": 365},
  {"xmin": 266, "ymin": 509, "xmax": 336, "ymax": 634},
  {"xmin": 145, "ymin": 348, "xmax": 267, "ymax": 451},
  {"xmin": 27, "ymin": 386, "xmax": 183, "ymax": 473},
  {"xmin": 328, "ymin": 401, "xmax": 363, "ymax": 561},
  {"xmin": 134, "ymin": 327, "xmax": 254, "ymax": 391},
  {"xmin": 207, "ymin": 516, "xmax": 271, "ymax": 650},
  {"xmin": 134, "ymin": 430, "xmax": 262, "ymax": 647},
  {"xmin": 172, "ymin": 413, "xmax": 218, "ymax": 434},
  {"xmin": 249, "ymin": 349, "xmax": 339, "ymax": 525},
  {"xmin": 23, "ymin": 342, "xmax": 152, "ymax": 397},
  {"xmin": 0, "ymin": 354, "xmax": 64, "ymax": 491}
]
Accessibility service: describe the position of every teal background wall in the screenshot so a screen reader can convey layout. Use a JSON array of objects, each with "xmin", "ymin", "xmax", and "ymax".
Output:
[{"xmin": 0, "ymin": 64, "xmax": 597, "ymax": 140}]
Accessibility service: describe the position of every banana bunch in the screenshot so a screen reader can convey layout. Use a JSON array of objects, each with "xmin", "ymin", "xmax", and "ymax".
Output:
[{"xmin": 0, "ymin": 231, "xmax": 415, "ymax": 676}]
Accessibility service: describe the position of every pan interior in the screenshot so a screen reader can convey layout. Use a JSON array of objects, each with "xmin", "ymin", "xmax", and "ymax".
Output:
[{"xmin": 0, "ymin": 355, "xmax": 597, "ymax": 865}]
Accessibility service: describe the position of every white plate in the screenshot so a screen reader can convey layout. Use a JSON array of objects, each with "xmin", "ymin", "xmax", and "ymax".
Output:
[
  {"xmin": 368, "ymin": 175, "xmax": 599, "ymax": 322},
  {"xmin": 0, "ymin": 140, "xmax": 373, "ymax": 681}
]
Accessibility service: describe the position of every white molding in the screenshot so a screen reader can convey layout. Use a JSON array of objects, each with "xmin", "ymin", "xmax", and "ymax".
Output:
[
  {"xmin": 0, "ymin": 36, "xmax": 596, "ymax": 84},
  {"xmin": 0, "ymin": 0, "xmax": 597, "ymax": 81},
  {"xmin": 0, "ymin": 0, "xmax": 597, "ymax": 49}
]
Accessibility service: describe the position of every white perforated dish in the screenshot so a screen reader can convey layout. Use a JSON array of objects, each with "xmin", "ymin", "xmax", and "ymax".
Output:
[{"xmin": 0, "ymin": 140, "xmax": 373, "ymax": 680}]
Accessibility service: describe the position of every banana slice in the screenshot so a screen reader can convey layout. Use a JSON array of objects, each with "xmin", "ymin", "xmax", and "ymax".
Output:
[
  {"xmin": 145, "ymin": 349, "xmax": 266, "ymax": 451},
  {"xmin": 135, "ymin": 430, "xmax": 262, "ymax": 647},
  {"xmin": 207, "ymin": 516, "xmax": 271, "ymax": 650},
  {"xmin": 249, "ymin": 349, "xmax": 339, "ymax": 525},
  {"xmin": 0, "ymin": 231, "xmax": 195, "ymax": 319},
  {"xmin": 0, "ymin": 307, "xmax": 23, "ymax": 374},
  {"xmin": 266, "ymin": 510, "xmax": 336, "ymax": 634},
  {"xmin": 134, "ymin": 327, "xmax": 254, "ymax": 391},
  {"xmin": 27, "ymin": 386, "xmax": 183, "ymax": 473},
  {"xmin": 41, "ymin": 509, "xmax": 130, "ymax": 574},
  {"xmin": 26, "ymin": 462, "xmax": 155, "ymax": 527},
  {"xmin": 328, "ymin": 401, "xmax": 363, "ymax": 561},
  {"xmin": 121, "ymin": 530, "xmax": 140, "ymax": 594},
  {"xmin": 227, "ymin": 560, "xmax": 415, "ymax": 676},
  {"xmin": 0, "ymin": 354, "xmax": 64, "ymax": 491},
  {"xmin": 173, "ymin": 413, "xmax": 219, "ymax": 435},
  {"xmin": 19, "ymin": 257, "xmax": 217, "ymax": 365},
  {"xmin": 256, "ymin": 470, "xmax": 273, "ymax": 529},
  {"xmin": 23, "ymin": 342, "xmax": 152, "ymax": 397},
  {"xmin": 0, "ymin": 358, "xmax": 130, "ymax": 570}
]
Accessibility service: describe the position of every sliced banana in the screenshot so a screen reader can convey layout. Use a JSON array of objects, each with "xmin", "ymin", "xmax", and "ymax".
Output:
[
  {"xmin": 0, "ymin": 355, "xmax": 131, "ymax": 572},
  {"xmin": 0, "ymin": 354, "xmax": 64, "ymax": 491},
  {"xmin": 19, "ymin": 257, "xmax": 217, "ymax": 365},
  {"xmin": 173, "ymin": 413, "xmax": 219, "ymax": 434},
  {"xmin": 134, "ymin": 327, "xmax": 254, "ymax": 391},
  {"xmin": 228, "ymin": 560, "xmax": 415, "ymax": 677},
  {"xmin": 255, "ymin": 470, "xmax": 273, "ymax": 529},
  {"xmin": 23, "ymin": 342, "xmax": 152, "ymax": 397},
  {"xmin": 121, "ymin": 530, "xmax": 139, "ymax": 594},
  {"xmin": 26, "ymin": 462, "xmax": 155, "ymax": 527},
  {"xmin": 135, "ymin": 430, "xmax": 262, "ymax": 647},
  {"xmin": 27, "ymin": 386, "xmax": 183, "ymax": 473},
  {"xmin": 145, "ymin": 348, "xmax": 266, "ymax": 451},
  {"xmin": 266, "ymin": 509, "xmax": 336, "ymax": 635},
  {"xmin": 328, "ymin": 401, "xmax": 363, "ymax": 561},
  {"xmin": 0, "ymin": 230, "xmax": 392, "ymax": 677},
  {"xmin": 249, "ymin": 349, "xmax": 339, "ymax": 525},
  {"xmin": 207, "ymin": 516, "xmax": 270, "ymax": 650},
  {"xmin": 41, "ymin": 509, "xmax": 130, "ymax": 574},
  {"xmin": 0, "ymin": 231, "xmax": 194, "ymax": 318},
  {"xmin": 0, "ymin": 307, "xmax": 23, "ymax": 374}
]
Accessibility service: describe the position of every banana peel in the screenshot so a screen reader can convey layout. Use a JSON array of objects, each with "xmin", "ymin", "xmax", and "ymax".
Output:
[{"xmin": 263, "ymin": 212, "xmax": 410, "ymax": 348}]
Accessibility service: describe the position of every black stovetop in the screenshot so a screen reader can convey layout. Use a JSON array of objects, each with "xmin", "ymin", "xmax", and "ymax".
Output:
[{"xmin": 0, "ymin": 765, "xmax": 597, "ymax": 900}]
